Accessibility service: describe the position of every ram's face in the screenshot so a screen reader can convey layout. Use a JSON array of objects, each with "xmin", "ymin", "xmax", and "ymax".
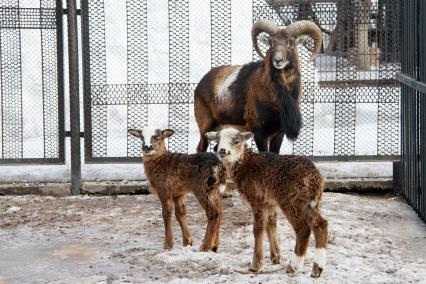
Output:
[
  {"xmin": 128, "ymin": 127, "xmax": 174, "ymax": 155},
  {"xmin": 259, "ymin": 30, "xmax": 296, "ymax": 70},
  {"xmin": 205, "ymin": 128, "xmax": 253, "ymax": 165}
]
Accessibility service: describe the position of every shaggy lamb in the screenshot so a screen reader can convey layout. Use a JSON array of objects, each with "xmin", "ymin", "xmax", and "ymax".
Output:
[
  {"xmin": 128, "ymin": 127, "xmax": 227, "ymax": 252},
  {"xmin": 206, "ymin": 127, "xmax": 328, "ymax": 277}
]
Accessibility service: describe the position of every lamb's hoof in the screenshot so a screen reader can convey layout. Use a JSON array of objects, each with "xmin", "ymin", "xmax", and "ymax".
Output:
[
  {"xmin": 248, "ymin": 261, "xmax": 262, "ymax": 273},
  {"xmin": 270, "ymin": 253, "xmax": 281, "ymax": 264},
  {"xmin": 211, "ymin": 246, "xmax": 218, "ymax": 252},
  {"xmin": 199, "ymin": 243, "xmax": 210, "ymax": 252},
  {"xmin": 183, "ymin": 238, "xmax": 193, "ymax": 246},
  {"xmin": 286, "ymin": 264, "xmax": 296, "ymax": 274},
  {"xmin": 311, "ymin": 263, "xmax": 323, "ymax": 278},
  {"xmin": 164, "ymin": 241, "xmax": 174, "ymax": 250}
]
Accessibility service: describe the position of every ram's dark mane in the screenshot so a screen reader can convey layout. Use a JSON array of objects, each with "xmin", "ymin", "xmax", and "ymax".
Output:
[{"xmin": 269, "ymin": 59, "xmax": 302, "ymax": 141}]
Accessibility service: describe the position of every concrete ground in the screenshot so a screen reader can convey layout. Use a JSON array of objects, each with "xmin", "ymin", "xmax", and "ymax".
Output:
[{"xmin": 0, "ymin": 192, "xmax": 425, "ymax": 284}]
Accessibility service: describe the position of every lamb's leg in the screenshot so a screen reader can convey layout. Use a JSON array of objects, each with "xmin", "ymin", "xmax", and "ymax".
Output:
[
  {"xmin": 210, "ymin": 194, "xmax": 223, "ymax": 252},
  {"xmin": 196, "ymin": 194, "xmax": 215, "ymax": 252},
  {"xmin": 249, "ymin": 207, "xmax": 267, "ymax": 272},
  {"xmin": 266, "ymin": 207, "xmax": 281, "ymax": 264},
  {"xmin": 173, "ymin": 195, "xmax": 193, "ymax": 246},
  {"xmin": 286, "ymin": 219, "xmax": 311, "ymax": 274},
  {"xmin": 198, "ymin": 194, "xmax": 222, "ymax": 252},
  {"xmin": 307, "ymin": 211, "xmax": 328, "ymax": 278},
  {"xmin": 160, "ymin": 196, "xmax": 174, "ymax": 249}
]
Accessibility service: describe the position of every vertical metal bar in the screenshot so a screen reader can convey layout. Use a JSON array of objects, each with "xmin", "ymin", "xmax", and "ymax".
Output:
[
  {"xmin": 56, "ymin": 0, "xmax": 65, "ymax": 162},
  {"xmin": 67, "ymin": 0, "xmax": 81, "ymax": 195},
  {"xmin": 80, "ymin": 0, "xmax": 92, "ymax": 161}
]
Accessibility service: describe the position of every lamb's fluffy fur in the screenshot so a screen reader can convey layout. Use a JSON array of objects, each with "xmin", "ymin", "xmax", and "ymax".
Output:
[
  {"xmin": 207, "ymin": 128, "xmax": 328, "ymax": 277},
  {"xmin": 129, "ymin": 128, "xmax": 227, "ymax": 252}
]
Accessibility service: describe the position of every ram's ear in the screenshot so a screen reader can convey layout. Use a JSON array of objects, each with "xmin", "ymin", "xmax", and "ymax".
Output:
[
  {"xmin": 128, "ymin": 129, "xmax": 142, "ymax": 138},
  {"xmin": 162, "ymin": 129, "xmax": 174, "ymax": 139},
  {"xmin": 240, "ymin": 132, "xmax": 254, "ymax": 141},
  {"xmin": 257, "ymin": 34, "xmax": 270, "ymax": 46},
  {"xmin": 205, "ymin": 132, "xmax": 219, "ymax": 142}
]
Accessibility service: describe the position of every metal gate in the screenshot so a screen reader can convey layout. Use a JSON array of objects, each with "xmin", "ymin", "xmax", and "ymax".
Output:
[
  {"xmin": 81, "ymin": 0, "xmax": 401, "ymax": 163},
  {"xmin": 0, "ymin": 0, "xmax": 64, "ymax": 164},
  {"xmin": 397, "ymin": 0, "xmax": 426, "ymax": 222}
]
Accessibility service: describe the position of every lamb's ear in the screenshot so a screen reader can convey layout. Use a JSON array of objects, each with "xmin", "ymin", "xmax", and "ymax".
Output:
[
  {"xmin": 257, "ymin": 34, "xmax": 270, "ymax": 46},
  {"xmin": 240, "ymin": 132, "xmax": 254, "ymax": 141},
  {"xmin": 128, "ymin": 129, "xmax": 142, "ymax": 138},
  {"xmin": 205, "ymin": 131, "xmax": 219, "ymax": 142},
  {"xmin": 162, "ymin": 129, "xmax": 174, "ymax": 139}
]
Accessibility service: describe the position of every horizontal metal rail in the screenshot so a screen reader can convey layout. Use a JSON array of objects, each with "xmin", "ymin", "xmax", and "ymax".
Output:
[{"xmin": 396, "ymin": 72, "xmax": 426, "ymax": 94}]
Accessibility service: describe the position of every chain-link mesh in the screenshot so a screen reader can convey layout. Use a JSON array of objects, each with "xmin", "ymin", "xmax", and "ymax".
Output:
[
  {"xmin": 0, "ymin": 0, "xmax": 63, "ymax": 163},
  {"xmin": 253, "ymin": 0, "xmax": 400, "ymax": 159},
  {"xmin": 83, "ymin": 0, "xmax": 400, "ymax": 162}
]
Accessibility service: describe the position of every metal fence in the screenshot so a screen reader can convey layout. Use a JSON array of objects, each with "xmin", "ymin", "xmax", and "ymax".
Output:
[
  {"xmin": 81, "ymin": 0, "xmax": 401, "ymax": 163},
  {"xmin": 0, "ymin": 0, "xmax": 401, "ymax": 165},
  {"xmin": 0, "ymin": 0, "xmax": 64, "ymax": 164},
  {"xmin": 397, "ymin": 0, "xmax": 426, "ymax": 222}
]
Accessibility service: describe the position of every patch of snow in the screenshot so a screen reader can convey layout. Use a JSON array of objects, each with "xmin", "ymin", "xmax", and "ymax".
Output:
[{"xmin": 6, "ymin": 206, "xmax": 21, "ymax": 213}]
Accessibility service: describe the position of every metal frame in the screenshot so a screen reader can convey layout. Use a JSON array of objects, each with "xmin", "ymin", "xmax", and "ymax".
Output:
[
  {"xmin": 67, "ymin": 0, "xmax": 81, "ymax": 195},
  {"xmin": 398, "ymin": 0, "xmax": 426, "ymax": 222},
  {"xmin": 0, "ymin": 0, "xmax": 65, "ymax": 165}
]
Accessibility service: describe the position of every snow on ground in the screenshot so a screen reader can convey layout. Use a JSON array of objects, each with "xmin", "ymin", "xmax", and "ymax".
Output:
[{"xmin": 0, "ymin": 192, "xmax": 425, "ymax": 284}]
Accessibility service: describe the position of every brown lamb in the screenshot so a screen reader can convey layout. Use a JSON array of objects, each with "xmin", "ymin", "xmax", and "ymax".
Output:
[
  {"xmin": 206, "ymin": 128, "xmax": 328, "ymax": 277},
  {"xmin": 128, "ymin": 127, "xmax": 227, "ymax": 252}
]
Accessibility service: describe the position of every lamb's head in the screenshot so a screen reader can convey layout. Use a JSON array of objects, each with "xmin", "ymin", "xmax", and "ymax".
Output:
[
  {"xmin": 206, "ymin": 128, "xmax": 253, "ymax": 165},
  {"xmin": 128, "ymin": 127, "xmax": 174, "ymax": 156},
  {"xmin": 252, "ymin": 19, "xmax": 322, "ymax": 70}
]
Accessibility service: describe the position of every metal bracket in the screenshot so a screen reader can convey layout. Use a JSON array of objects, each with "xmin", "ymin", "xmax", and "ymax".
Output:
[
  {"xmin": 63, "ymin": 8, "xmax": 81, "ymax": 15},
  {"xmin": 65, "ymin": 131, "xmax": 84, "ymax": 138}
]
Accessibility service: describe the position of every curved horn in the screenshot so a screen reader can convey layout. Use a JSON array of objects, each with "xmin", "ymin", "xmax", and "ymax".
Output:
[
  {"xmin": 251, "ymin": 20, "xmax": 279, "ymax": 58},
  {"xmin": 285, "ymin": 20, "xmax": 322, "ymax": 60}
]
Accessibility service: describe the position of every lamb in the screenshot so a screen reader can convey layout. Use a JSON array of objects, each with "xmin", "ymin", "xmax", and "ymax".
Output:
[
  {"xmin": 128, "ymin": 127, "xmax": 227, "ymax": 252},
  {"xmin": 206, "ymin": 127, "xmax": 328, "ymax": 277},
  {"xmin": 194, "ymin": 20, "xmax": 322, "ymax": 153}
]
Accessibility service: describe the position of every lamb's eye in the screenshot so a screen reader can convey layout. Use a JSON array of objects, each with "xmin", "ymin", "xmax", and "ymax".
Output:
[{"xmin": 232, "ymin": 139, "xmax": 240, "ymax": 145}]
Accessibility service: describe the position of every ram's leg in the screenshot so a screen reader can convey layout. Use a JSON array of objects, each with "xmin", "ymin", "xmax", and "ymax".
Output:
[
  {"xmin": 173, "ymin": 195, "xmax": 193, "ymax": 246},
  {"xmin": 253, "ymin": 131, "xmax": 269, "ymax": 152},
  {"xmin": 195, "ymin": 98, "xmax": 216, "ymax": 153},
  {"xmin": 269, "ymin": 132, "xmax": 284, "ymax": 154}
]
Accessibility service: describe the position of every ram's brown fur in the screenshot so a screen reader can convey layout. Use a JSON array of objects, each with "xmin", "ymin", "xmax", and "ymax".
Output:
[
  {"xmin": 195, "ymin": 46, "xmax": 302, "ymax": 154},
  {"xmin": 195, "ymin": 16, "xmax": 325, "ymax": 154}
]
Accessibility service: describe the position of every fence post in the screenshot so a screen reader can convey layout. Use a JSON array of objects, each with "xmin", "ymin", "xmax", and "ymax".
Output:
[{"xmin": 67, "ymin": 0, "xmax": 81, "ymax": 195}]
